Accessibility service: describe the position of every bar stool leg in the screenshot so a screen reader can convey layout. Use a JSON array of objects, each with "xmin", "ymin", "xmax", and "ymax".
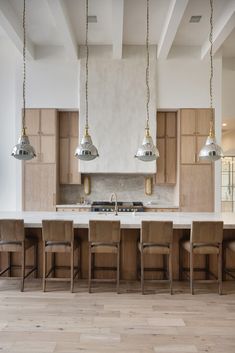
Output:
[
  {"xmin": 8, "ymin": 252, "xmax": 11, "ymax": 277},
  {"xmin": 88, "ymin": 244, "xmax": 92, "ymax": 293},
  {"xmin": 117, "ymin": 244, "xmax": 120, "ymax": 294},
  {"xmin": 42, "ymin": 242, "xmax": 46, "ymax": 292},
  {"xmin": 21, "ymin": 244, "xmax": 25, "ymax": 292},
  {"xmin": 70, "ymin": 244, "xmax": 74, "ymax": 293},
  {"xmin": 190, "ymin": 246, "xmax": 194, "ymax": 295},
  {"xmin": 169, "ymin": 245, "xmax": 173, "ymax": 295},
  {"xmin": 34, "ymin": 243, "xmax": 38, "ymax": 278},
  {"xmin": 222, "ymin": 244, "xmax": 226, "ymax": 281},
  {"xmin": 218, "ymin": 243, "xmax": 222, "ymax": 295},
  {"xmin": 141, "ymin": 246, "xmax": 144, "ymax": 295},
  {"xmin": 205, "ymin": 255, "xmax": 210, "ymax": 280},
  {"xmin": 179, "ymin": 241, "xmax": 183, "ymax": 281}
]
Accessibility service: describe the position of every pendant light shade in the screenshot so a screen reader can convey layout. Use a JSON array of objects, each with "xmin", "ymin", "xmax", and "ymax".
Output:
[
  {"xmin": 11, "ymin": 129, "xmax": 36, "ymax": 160},
  {"xmin": 12, "ymin": 0, "xmax": 36, "ymax": 161},
  {"xmin": 135, "ymin": 128, "xmax": 159, "ymax": 162},
  {"xmin": 199, "ymin": 0, "xmax": 223, "ymax": 162},
  {"xmin": 75, "ymin": 0, "xmax": 98, "ymax": 161},
  {"xmin": 135, "ymin": 0, "xmax": 159, "ymax": 162},
  {"xmin": 75, "ymin": 128, "xmax": 98, "ymax": 161}
]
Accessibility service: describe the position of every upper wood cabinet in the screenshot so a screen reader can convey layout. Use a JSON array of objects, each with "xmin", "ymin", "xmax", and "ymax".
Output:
[
  {"xmin": 25, "ymin": 109, "xmax": 57, "ymax": 164},
  {"xmin": 156, "ymin": 111, "xmax": 177, "ymax": 185},
  {"xmin": 180, "ymin": 109, "xmax": 212, "ymax": 165},
  {"xmin": 59, "ymin": 112, "xmax": 81, "ymax": 185}
]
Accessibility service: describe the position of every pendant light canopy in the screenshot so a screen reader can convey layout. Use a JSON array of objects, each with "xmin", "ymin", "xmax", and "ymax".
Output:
[
  {"xmin": 135, "ymin": 0, "xmax": 159, "ymax": 162},
  {"xmin": 199, "ymin": 0, "xmax": 223, "ymax": 162},
  {"xmin": 11, "ymin": 0, "xmax": 36, "ymax": 161},
  {"xmin": 75, "ymin": 0, "xmax": 98, "ymax": 161}
]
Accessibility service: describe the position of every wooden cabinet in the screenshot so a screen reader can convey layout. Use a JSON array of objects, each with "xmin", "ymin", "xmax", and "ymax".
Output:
[
  {"xmin": 25, "ymin": 109, "xmax": 57, "ymax": 164},
  {"xmin": 156, "ymin": 112, "xmax": 177, "ymax": 184},
  {"xmin": 23, "ymin": 109, "xmax": 58, "ymax": 211},
  {"xmin": 180, "ymin": 109, "xmax": 211, "ymax": 165},
  {"xmin": 59, "ymin": 112, "xmax": 81, "ymax": 184},
  {"xmin": 179, "ymin": 109, "xmax": 214, "ymax": 212}
]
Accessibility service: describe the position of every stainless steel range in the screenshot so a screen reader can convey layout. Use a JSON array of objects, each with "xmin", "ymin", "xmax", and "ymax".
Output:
[{"xmin": 91, "ymin": 201, "xmax": 144, "ymax": 213}]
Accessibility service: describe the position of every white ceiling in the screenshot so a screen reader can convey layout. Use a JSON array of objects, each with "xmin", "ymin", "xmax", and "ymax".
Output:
[{"xmin": 0, "ymin": 0, "xmax": 235, "ymax": 58}]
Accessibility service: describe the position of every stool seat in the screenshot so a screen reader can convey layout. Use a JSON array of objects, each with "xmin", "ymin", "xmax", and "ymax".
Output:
[
  {"xmin": 0, "ymin": 238, "xmax": 36, "ymax": 252},
  {"xmin": 45, "ymin": 240, "xmax": 79, "ymax": 253},
  {"xmin": 182, "ymin": 241, "xmax": 219, "ymax": 255},
  {"xmin": 91, "ymin": 243, "xmax": 118, "ymax": 254},
  {"xmin": 138, "ymin": 242, "xmax": 170, "ymax": 255}
]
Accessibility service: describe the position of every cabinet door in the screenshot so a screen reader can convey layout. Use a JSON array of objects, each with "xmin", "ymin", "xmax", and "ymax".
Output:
[
  {"xmin": 24, "ymin": 164, "xmax": 56, "ymax": 211},
  {"xmin": 166, "ymin": 138, "xmax": 176, "ymax": 184},
  {"xmin": 166, "ymin": 112, "xmax": 176, "ymax": 137},
  {"xmin": 197, "ymin": 109, "xmax": 211, "ymax": 135},
  {"xmin": 59, "ymin": 112, "xmax": 70, "ymax": 138},
  {"xmin": 41, "ymin": 136, "xmax": 56, "ymax": 163},
  {"xmin": 156, "ymin": 138, "xmax": 165, "ymax": 184},
  {"xmin": 157, "ymin": 112, "xmax": 165, "ymax": 138},
  {"xmin": 181, "ymin": 136, "xmax": 196, "ymax": 164},
  {"xmin": 70, "ymin": 112, "xmax": 78, "ymax": 137},
  {"xmin": 180, "ymin": 165, "xmax": 214, "ymax": 212},
  {"xmin": 59, "ymin": 138, "xmax": 69, "ymax": 184},
  {"xmin": 41, "ymin": 109, "xmax": 57, "ymax": 135},
  {"xmin": 70, "ymin": 137, "xmax": 81, "ymax": 184},
  {"xmin": 181, "ymin": 109, "xmax": 196, "ymax": 135},
  {"xmin": 25, "ymin": 109, "xmax": 40, "ymax": 135}
]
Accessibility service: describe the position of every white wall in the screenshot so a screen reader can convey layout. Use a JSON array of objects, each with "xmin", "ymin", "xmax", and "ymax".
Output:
[
  {"xmin": 222, "ymin": 58, "xmax": 235, "ymax": 119},
  {"xmin": 222, "ymin": 131, "xmax": 235, "ymax": 155},
  {"xmin": 0, "ymin": 38, "xmax": 20, "ymax": 211}
]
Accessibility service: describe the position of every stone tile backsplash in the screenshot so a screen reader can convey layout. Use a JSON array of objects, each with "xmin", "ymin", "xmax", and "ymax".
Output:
[{"xmin": 59, "ymin": 174, "xmax": 178, "ymax": 205}]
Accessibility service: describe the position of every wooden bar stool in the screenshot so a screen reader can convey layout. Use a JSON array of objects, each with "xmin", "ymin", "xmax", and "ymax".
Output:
[
  {"xmin": 0, "ymin": 219, "xmax": 38, "ymax": 291},
  {"xmin": 223, "ymin": 240, "xmax": 235, "ymax": 280},
  {"xmin": 88, "ymin": 220, "xmax": 121, "ymax": 293},
  {"xmin": 42, "ymin": 220, "xmax": 80, "ymax": 293},
  {"xmin": 138, "ymin": 221, "xmax": 173, "ymax": 295},
  {"xmin": 180, "ymin": 221, "xmax": 223, "ymax": 295}
]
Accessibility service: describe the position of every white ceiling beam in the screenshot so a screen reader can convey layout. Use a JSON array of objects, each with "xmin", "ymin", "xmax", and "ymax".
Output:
[
  {"xmin": 201, "ymin": 1, "xmax": 235, "ymax": 59},
  {"xmin": 0, "ymin": 0, "xmax": 34, "ymax": 59},
  {"xmin": 157, "ymin": 0, "xmax": 189, "ymax": 59},
  {"xmin": 112, "ymin": 0, "xmax": 124, "ymax": 59},
  {"xmin": 47, "ymin": 0, "xmax": 78, "ymax": 60}
]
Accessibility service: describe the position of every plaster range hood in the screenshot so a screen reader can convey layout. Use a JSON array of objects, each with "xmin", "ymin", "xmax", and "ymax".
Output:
[{"xmin": 79, "ymin": 46, "xmax": 157, "ymax": 174}]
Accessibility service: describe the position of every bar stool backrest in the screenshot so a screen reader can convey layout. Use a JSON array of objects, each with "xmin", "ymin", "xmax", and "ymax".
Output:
[
  {"xmin": 191, "ymin": 221, "xmax": 223, "ymax": 244},
  {"xmin": 0, "ymin": 219, "xmax": 24, "ymax": 242},
  {"xmin": 141, "ymin": 221, "xmax": 173, "ymax": 244},
  {"xmin": 42, "ymin": 220, "xmax": 73, "ymax": 242},
  {"xmin": 89, "ymin": 220, "xmax": 121, "ymax": 243}
]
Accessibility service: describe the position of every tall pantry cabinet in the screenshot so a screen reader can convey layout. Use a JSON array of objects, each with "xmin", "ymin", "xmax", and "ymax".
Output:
[
  {"xmin": 23, "ymin": 109, "xmax": 58, "ymax": 211},
  {"xmin": 180, "ymin": 109, "xmax": 214, "ymax": 212}
]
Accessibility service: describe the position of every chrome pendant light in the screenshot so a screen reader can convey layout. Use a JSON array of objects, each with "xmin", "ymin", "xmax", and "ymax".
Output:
[
  {"xmin": 11, "ymin": 0, "xmax": 36, "ymax": 161},
  {"xmin": 75, "ymin": 0, "xmax": 98, "ymax": 161},
  {"xmin": 199, "ymin": 0, "xmax": 223, "ymax": 162},
  {"xmin": 135, "ymin": 0, "xmax": 159, "ymax": 162}
]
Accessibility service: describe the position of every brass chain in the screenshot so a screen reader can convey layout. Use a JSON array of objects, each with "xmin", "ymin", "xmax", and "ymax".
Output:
[
  {"xmin": 146, "ymin": 0, "xmax": 150, "ymax": 131},
  {"xmin": 85, "ymin": 0, "xmax": 89, "ymax": 131},
  {"xmin": 209, "ymin": 0, "xmax": 214, "ymax": 131},
  {"xmin": 22, "ymin": 0, "xmax": 26, "ymax": 131}
]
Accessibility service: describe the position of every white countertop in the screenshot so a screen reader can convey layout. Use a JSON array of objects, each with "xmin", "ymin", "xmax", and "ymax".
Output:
[
  {"xmin": 0, "ymin": 212, "xmax": 234, "ymax": 229},
  {"xmin": 56, "ymin": 204, "xmax": 91, "ymax": 208}
]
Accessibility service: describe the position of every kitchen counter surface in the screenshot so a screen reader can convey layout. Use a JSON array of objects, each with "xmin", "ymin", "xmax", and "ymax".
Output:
[
  {"xmin": 56, "ymin": 204, "xmax": 91, "ymax": 209},
  {"xmin": 0, "ymin": 211, "xmax": 234, "ymax": 229}
]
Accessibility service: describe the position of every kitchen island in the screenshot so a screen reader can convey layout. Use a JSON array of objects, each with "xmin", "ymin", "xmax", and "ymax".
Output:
[{"xmin": 0, "ymin": 212, "xmax": 234, "ymax": 281}]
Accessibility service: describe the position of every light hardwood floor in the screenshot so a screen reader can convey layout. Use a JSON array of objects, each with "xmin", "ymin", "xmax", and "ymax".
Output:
[{"xmin": 0, "ymin": 280, "xmax": 235, "ymax": 352}]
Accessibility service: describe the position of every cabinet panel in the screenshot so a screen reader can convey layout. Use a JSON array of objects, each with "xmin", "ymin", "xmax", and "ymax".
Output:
[
  {"xmin": 70, "ymin": 112, "xmax": 78, "ymax": 137},
  {"xmin": 166, "ymin": 112, "xmax": 176, "ymax": 137},
  {"xmin": 70, "ymin": 137, "xmax": 81, "ymax": 184},
  {"xmin": 180, "ymin": 165, "xmax": 214, "ymax": 212},
  {"xmin": 24, "ymin": 164, "xmax": 56, "ymax": 211},
  {"xmin": 59, "ymin": 138, "xmax": 69, "ymax": 184},
  {"xmin": 25, "ymin": 109, "xmax": 40, "ymax": 135},
  {"xmin": 157, "ymin": 112, "xmax": 165, "ymax": 138},
  {"xmin": 41, "ymin": 109, "xmax": 57, "ymax": 135},
  {"xmin": 59, "ymin": 113, "xmax": 70, "ymax": 138},
  {"xmin": 41, "ymin": 136, "xmax": 56, "ymax": 163},
  {"xmin": 181, "ymin": 136, "xmax": 196, "ymax": 164},
  {"xmin": 156, "ymin": 138, "xmax": 165, "ymax": 184},
  {"xmin": 197, "ymin": 109, "xmax": 211, "ymax": 135},
  {"xmin": 181, "ymin": 109, "xmax": 196, "ymax": 135},
  {"xmin": 166, "ymin": 138, "xmax": 176, "ymax": 183}
]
